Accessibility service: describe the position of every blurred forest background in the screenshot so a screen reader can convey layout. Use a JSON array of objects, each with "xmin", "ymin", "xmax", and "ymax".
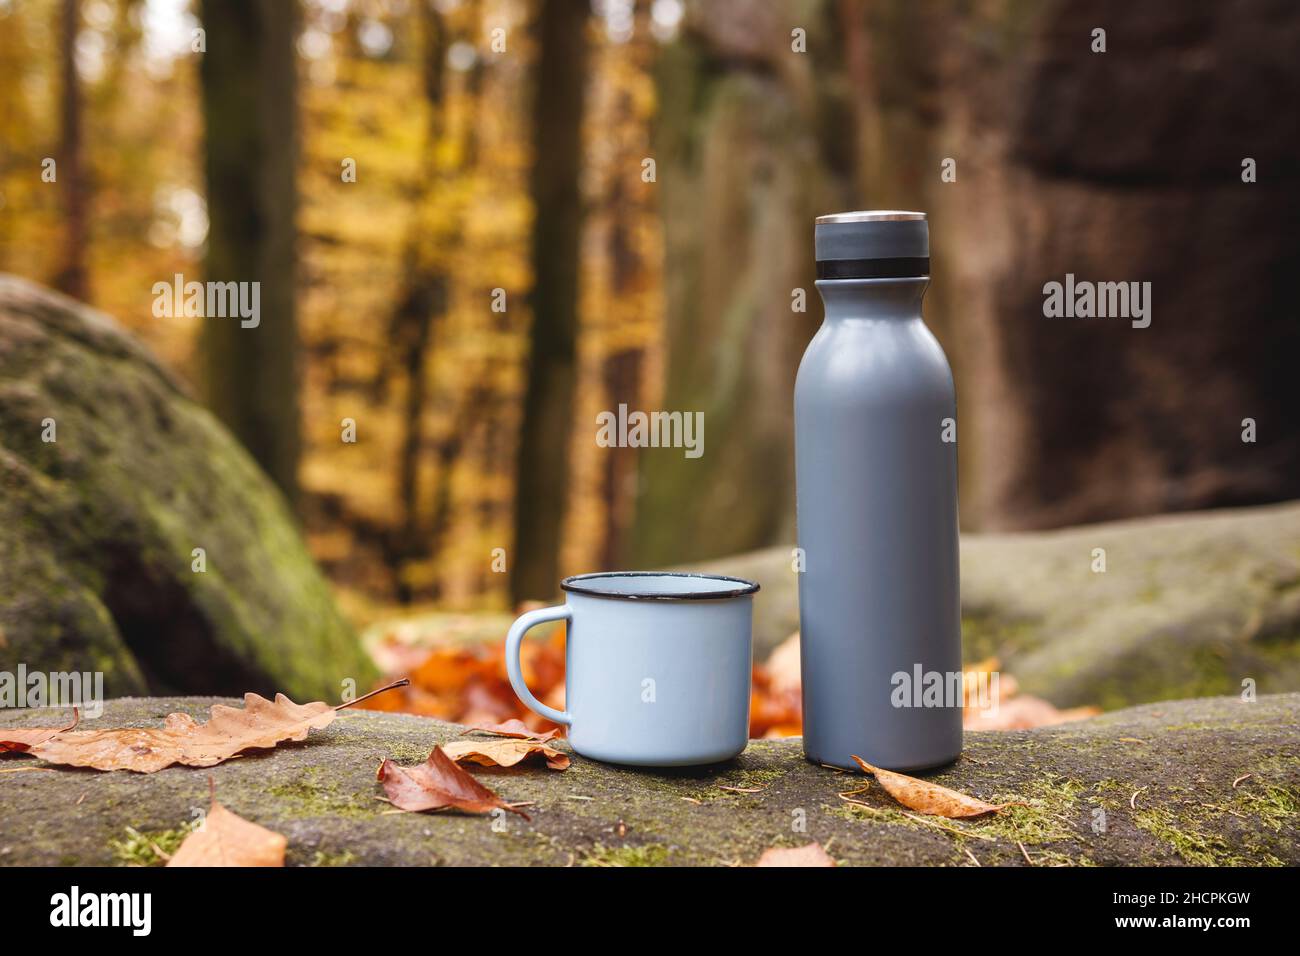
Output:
[{"xmin": 1, "ymin": 0, "xmax": 1297, "ymax": 628}]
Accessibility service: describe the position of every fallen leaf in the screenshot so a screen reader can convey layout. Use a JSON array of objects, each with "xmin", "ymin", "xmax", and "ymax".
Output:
[
  {"xmin": 0, "ymin": 708, "xmax": 79, "ymax": 753},
  {"xmin": 168, "ymin": 802, "xmax": 286, "ymax": 867},
  {"xmin": 370, "ymin": 609, "xmax": 569, "ymax": 732},
  {"xmin": 26, "ymin": 680, "xmax": 407, "ymax": 773},
  {"xmin": 963, "ymin": 694, "xmax": 1099, "ymax": 731},
  {"xmin": 459, "ymin": 718, "xmax": 558, "ymax": 742},
  {"xmin": 441, "ymin": 737, "xmax": 569, "ymax": 770},
  {"xmin": 755, "ymin": 842, "xmax": 836, "ymax": 867},
  {"xmin": 409, "ymin": 646, "xmax": 500, "ymax": 695},
  {"xmin": 765, "ymin": 632, "xmax": 802, "ymax": 695},
  {"xmin": 377, "ymin": 746, "xmax": 529, "ymax": 818},
  {"xmin": 850, "ymin": 755, "xmax": 1019, "ymax": 818}
]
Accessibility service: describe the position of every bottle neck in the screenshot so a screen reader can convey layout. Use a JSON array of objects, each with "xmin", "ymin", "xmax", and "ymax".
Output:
[{"xmin": 815, "ymin": 277, "xmax": 929, "ymax": 321}]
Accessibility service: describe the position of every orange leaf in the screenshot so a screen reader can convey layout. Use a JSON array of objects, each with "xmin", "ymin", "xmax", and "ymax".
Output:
[
  {"xmin": 963, "ymin": 694, "xmax": 1099, "ymax": 731},
  {"xmin": 28, "ymin": 680, "xmax": 407, "ymax": 773},
  {"xmin": 755, "ymin": 842, "xmax": 836, "ymax": 867},
  {"xmin": 765, "ymin": 632, "xmax": 803, "ymax": 694},
  {"xmin": 377, "ymin": 746, "xmax": 529, "ymax": 818},
  {"xmin": 850, "ymin": 755, "xmax": 1018, "ymax": 818},
  {"xmin": 0, "ymin": 708, "xmax": 79, "ymax": 753},
  {"xmin": 167, "ymin": 801, "xmax": 286, "ymax": 867},
  {"xmin": 441, "ymin": 737, "xmax": 569, "ymax": 770},
  {"xmin": 459, "ymin": 718, "xmax": 559, "ymax": 742},
  {"xmin": 410, "ymin": 647, "xmax": 497, "ymax": 694},
  {"xmin": 30, "ymin": 695, "xmax": 335, "ymax": 773}
]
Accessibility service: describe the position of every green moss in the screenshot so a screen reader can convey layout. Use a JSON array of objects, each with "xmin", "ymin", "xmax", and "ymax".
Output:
[
  {"xmin": 832, "ymin": 800, "xmax": 923, "ymax": 829},
  {"xmin": 1131, "ymin": 784, "xmax": 1289, "ymax": 868},
  {"xmin": 961, "ymin": 610, "xmax": 1037, "ymax": 662},
  {"xmin": 264, "ymin": 775, "xmax": 378, "ymax": 820},
  {"xmin": 0, "ymin": 277, "xmax": 375, "ymax": 701},
  {"xmin": 1133, "ymin": 807, "xmax": 1239, "ymax": 866},
  {"xmin": 979, "ymin": 775, "xmax": 1087, "ymax": 847},
  {"xmin": 307, "ymin": 849, "xmax": 357, "ymax": 867},
  {"xmin": 1080, "ymin": 644, "xmax": 1247, "ymax": 712},
  {"xmin": 1136, "ymin": 584, "xmax": 1163, "ymax": 604},
  {"xmin": 374, "ymin": 741, "xmax": 436, "ymax": 765},
  {"xmin": 723, "ymin": 767, "xmax": 787, "ymax": 788},
  {"xmin": 679, "ymin": 768, "xmax": 788, "ymax": 804},
  {"xmin": 580, "ymin": 843, "xmax": 671, "ymax": 867},
  {"xmin": 1235, "ymin": 780, "xmax": 1299, "ymax": 831},
  {"xmin": 109, "ymin": 821, "xmax": 199, "ymax": 866},
  {"xmin": 833, "ymin": 773, "xmax": 1097, "ymax": 865}
]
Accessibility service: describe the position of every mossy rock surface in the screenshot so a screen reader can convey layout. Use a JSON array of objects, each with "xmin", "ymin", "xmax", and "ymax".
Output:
[
  {"xmin": 699, "ymin": 501, "xmax": 1300, "ymax": 709},
  {"xmin": 1, "ymin": 693, "xmax": 1295, "ymax": 866},
  {"xmin": 0, "ymin": 275, "xmax": 374, "ymax": 700}
]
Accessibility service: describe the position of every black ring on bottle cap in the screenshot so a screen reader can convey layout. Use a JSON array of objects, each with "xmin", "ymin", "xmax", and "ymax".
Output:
[{"xmin": 816, "ymin": 256, "xmax": 930, "ymax": 280}]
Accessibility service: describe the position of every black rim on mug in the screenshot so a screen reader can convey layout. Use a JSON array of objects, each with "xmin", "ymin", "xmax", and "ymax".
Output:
[{"xmin": 560, "ymin": 571, "xmax": 760, "ymax": 601}]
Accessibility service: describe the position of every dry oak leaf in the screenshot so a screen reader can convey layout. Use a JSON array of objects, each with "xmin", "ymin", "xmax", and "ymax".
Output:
[
  {"xmin": 27, "ymin": 680, "xmax": 407, "ymax": 773},
  {"xmin": 30, "ymin": 695, "xmax": 335, "ymax": 773},
  {"xmin": 850, "ymin": 755, "xmax": 1020, "ymax": 819},
  {"xmin": 0, "ymin": 708, "xmax": 79, "ymax": 753},
  {"xmin": 168, "ymin": 801, "xmax": 286, "ymax": 867},
  {"xmin": 378, "ymin": 746, "xmax": 530, "ymax": 819},
  {"xmin": 460, "ymin": 718, "xmax": 559, "ymax": 742},
  {"xmin": 756, "ymin": 842, "xmax": 836, "ymax": 867},
  {"xmin": 442, "ymin": 737, "xmax": 570, "ymax": 770}
]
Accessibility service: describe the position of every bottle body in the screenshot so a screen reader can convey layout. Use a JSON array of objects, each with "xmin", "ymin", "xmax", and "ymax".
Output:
[{"xmin": 794, "ymin": 277, "xmax": 962, "ymax": 771}]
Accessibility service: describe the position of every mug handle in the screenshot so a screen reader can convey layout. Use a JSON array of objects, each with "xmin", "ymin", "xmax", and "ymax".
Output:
[{"xmin": 505, "ymin": 604, "xmax": 573, "ymax": 726}]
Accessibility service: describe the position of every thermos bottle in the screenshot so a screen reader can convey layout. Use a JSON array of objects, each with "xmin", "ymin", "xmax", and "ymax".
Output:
[{"xmin": 794, "ymin": 210, "xmax": 962, "ymax": 771}]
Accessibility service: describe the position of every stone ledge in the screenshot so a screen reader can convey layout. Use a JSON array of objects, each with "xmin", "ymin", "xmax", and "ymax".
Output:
[{"xmin": 1, "ymin": 693, "xmax": 1295, "ymax": 866}]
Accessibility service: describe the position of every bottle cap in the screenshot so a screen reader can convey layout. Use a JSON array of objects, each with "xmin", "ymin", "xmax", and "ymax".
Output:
[{"xmin": 814, "ymin": 210, "xmax": 929, "ymax": 279}]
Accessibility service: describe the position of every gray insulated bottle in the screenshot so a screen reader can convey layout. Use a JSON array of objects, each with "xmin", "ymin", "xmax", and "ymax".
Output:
[{"xmin": 794, "ymin": 210, "xmax": 962, "ymax": 771}]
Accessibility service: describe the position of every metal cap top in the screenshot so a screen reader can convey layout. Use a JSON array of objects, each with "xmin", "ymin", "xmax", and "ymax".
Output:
[
  {"xmin": 814, "ymin": 210, "xmax": 926, "ymax": 224},
  {"xmin": 815, "ymin": 209, "xmax": 929, "ymax": 279}
]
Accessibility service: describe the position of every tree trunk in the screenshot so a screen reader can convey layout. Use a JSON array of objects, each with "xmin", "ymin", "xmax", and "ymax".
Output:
[
  {"xmin": 511, "ymin": 0, "xmax": 590, "ymax": 603},
  {"xmin": 54, "ymin": 0, "xmax": 88, "ymax": 300},
  {"xmin": 630, "ymin": 0, "xmax": 844, "ymax": 567},
  {"xmin": 388, "ymin": 4, "xmax": 452, "ymax": 602},
  {"xmin": 198, "ymin": 0, "xmax": 301, "ymax": 506}
]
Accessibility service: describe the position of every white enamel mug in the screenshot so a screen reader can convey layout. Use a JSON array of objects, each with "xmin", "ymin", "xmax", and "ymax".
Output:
[{"xmin": 505, "ymin": 572, "xmax": 759, "ymax": 767}]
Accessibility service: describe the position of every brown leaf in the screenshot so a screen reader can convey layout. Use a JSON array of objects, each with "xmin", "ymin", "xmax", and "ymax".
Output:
[
  {"xmin": 755, "ymin": 842, "xmax": 836, "ymax": 867},
  {"xmin": 0, "ymin": 708, "xmax": 79, "ymax": 753},
  {"xmin": 850, "ymin": 755, "xmax": 1018, "ymax": 818},
  {"xmin": 27, "ymin": 680, "xmax": 408, "ymax": 773},
  {"xmin": 765, "ymin": 632, "xmax": 803, "ymax": 695},
  {"xmin": 963, "ymin": 694, "xmax": 1099, "ymax": 731},
  {"xmin": 168, "ymin": 801, "xmax": 286, "ymax": 867},
  {"xmin": 460, "ymin": 718, "xmax": 559, "ymax": 742},
  {"xmin": 30, "ymin": 695, "xmax": 335, "ymax": 773},
  {"xmin": 442, "ymin": 737, "xmax": 569, "ymax": 770},
  {"xmin": 377, "ymin": 746, "xmax": 529, "ymax": 818}
]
